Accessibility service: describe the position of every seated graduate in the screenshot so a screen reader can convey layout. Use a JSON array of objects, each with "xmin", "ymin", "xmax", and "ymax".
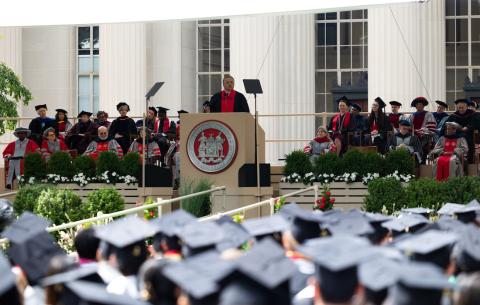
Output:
[
  {"xmin": 364, "ymin": 97, "xmax": 392, "ymax": 154},
  {"xmin": 93, "ymin": 110, "xmax": 111, "ymax": 128},
  {"xmin": 430, "ymin": 121, "xmax": 468, "ymax": 181},
  {"xmin": 433, "ymin": 100, "xmax": 450, "ymax": 135},
  {"xmin": 327, "ymin": 96, "xmax": 355, "ymax": 156},
  {"xmin": 388, "ymin": 101, "xmax": 404, "ymax": 132},
  {"xmin": 40, "ymin": 127, "xmax": 68, "ymax": 160},
  {"xmin": 303, "ymin": 126, "xmax": 335, "ymax": 161},
  {"xmin": 109, "ymin": 102, "xmax": 137, "ymax": 155},
  {"xmin": 3, "ymin": 128, "xmax": 40, "ymax": 189},
  {"xmin": 28, "ymin": 104, "xmax": 57, "ymax": 147},
  {"xmin": 135, "ymin": 107, "xmax": 157, "ymax": 130},
  {"xmin": 128, "ymin": 127, "xmax": 161, "ymax": 164},
  {"xmin": 84, "ymin": 126, "xmax": 123, "ymax": 159},
  {"xmin": 65, "ymin": 111, "xmax": 97, "ymax": 154},
  {"xmin": 350, "ymin": 103, "xmax": 367, "ymax": 146},
  {"xmin": 388, "ymin": 119, "xmax": 422, "ymax": 163},
  {"xmin": 54, "ymin": 109, "xmax": 72, "ymax": 139}
]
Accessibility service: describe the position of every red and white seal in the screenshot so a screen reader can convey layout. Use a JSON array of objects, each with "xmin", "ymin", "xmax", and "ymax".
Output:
[{"xmin": 187, "ymin": 120, "xmax": 237, "ymax": 173}]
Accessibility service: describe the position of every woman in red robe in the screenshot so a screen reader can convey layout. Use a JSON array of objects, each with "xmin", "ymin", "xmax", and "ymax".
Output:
[
  {"xmin": 327, "ymin": 96, "xmax": 355, "ymax": 156},
  {"xmin": 55, "ymin": 108, "xmax": 72, "ymax": 140},
  {"xmin": 40, "ymin": 127, "xmax": 68, "ymax": 160}
]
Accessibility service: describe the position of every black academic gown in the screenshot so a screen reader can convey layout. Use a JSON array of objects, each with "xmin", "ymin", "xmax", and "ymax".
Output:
[
  {"xmin": 108, "ymin": 116, "xmax": 137, "ymax": 155},
  {"xmin": 135, "ymin": 118, "xmax": 155, "ymax": 130},
  {"xmin": 446, "ymin": 110, "xmax": 479, "ymax": 163},
  {"xmin": 365, "ymin": 113, "xmax": 393, "ymax": 154},
  {"xmin": 210, "ymin": 91, "xmax": 250, "ymax": 113},
  {"xmin": 28, "ymin": 117, "xmax": 57, "ymax": 146},
  {"xmin": 65, "ymin": 120, "xmax": 98, "ymax": 154}
]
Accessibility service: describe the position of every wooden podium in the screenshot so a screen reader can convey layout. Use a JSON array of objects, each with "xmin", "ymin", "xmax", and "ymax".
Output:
[{"xmin": 179, "ymin": 113, "xmax": 272, "ymax": 216}]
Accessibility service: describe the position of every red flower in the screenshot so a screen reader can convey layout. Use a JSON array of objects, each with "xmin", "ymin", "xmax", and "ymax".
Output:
[
  {"xmin": 329, "ymin": 198, "xmax": 335, "ymax": 204},
  {"xmin": 321, "ymin": 197, "xmax": 326, "ymax": 204},
  {"xmin": 325, "ymin": 191, "xmax": 331, "ymax": 196},
  {"xmin": 320, "ymin": 202, "xmax": 325, "ymax": 209},
  {"xmin": 149, "ymin": 211, "xmax": 155, "ymax": 217}
]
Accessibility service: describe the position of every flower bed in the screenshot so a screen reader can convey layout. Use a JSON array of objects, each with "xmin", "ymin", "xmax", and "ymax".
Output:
[{"xmin": 19, "ymin": 171, "xmax": 137, "ymax": 187}]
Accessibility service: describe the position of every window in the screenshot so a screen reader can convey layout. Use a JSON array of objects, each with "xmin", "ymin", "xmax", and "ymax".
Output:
[
  {"xmin": 77, "ymin": 26, "xmax": 99, "ymax": 113},
  {"xmin": 315, "ymin": 10, "xmax": 368, "ymax": 113},
  {"xmin": 197, "ymin": 19, "xmax": 230, "ymax": 110},
  {"xmin": 445, "ymin": 0, "xmax": 480, "ymax": 101}
]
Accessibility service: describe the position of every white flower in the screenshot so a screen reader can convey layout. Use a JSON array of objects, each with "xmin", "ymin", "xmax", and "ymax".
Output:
[{"xmin": 112, "ymin": 172, "xmax": 117, "ymax": 177}]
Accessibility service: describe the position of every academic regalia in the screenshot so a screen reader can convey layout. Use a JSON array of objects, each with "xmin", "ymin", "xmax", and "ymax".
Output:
[
  {"xmin": 445, "ymin": 108, "xmax": 479, "ymax": 163},
  {"xmin": 84, "ymin": 137, "xmax": 124, "ymax": 159},
  {"xmin": 327, "ymin": 112, "xmax": 355, "ymax": 155},
  {"xmin": 94, "ymin": 118, "xmax": 111, "ymax": 129},
  {"xmin": 364, "ymin": 113, "xmax": 392, "ymax": 154},
  {"xmin": 3, "ymin": 129, "xmax": 39, "ymax": 186},
  {"xmin": 210, "ymin": 90, "xmax": 250, "ymax": 113},
  {"xmin": 28, "ymin": 117, "xmax": 57, "ymax": 146},
  {"xmin": 65, "ymin": 120, "xmax": 97, "ymax": 154},
  {"xmin": 128, "ymin": 138, "xmax": 161, "ymax": 162},
  {"xmin": 155, "ymin": 117, "xmax": 170, "ymax": 134},
  {"xmin": 388, "ymin": 131, "xmax": 423, "ymax": 163},
  {"xmin": 388, "ymin": 113, "xmax": 403, "ymax": 130},
  {"xmin": 431, "ymin": 134, "xmax": 468, "ymax": 181},
  {"xmin": 303, "ymin": 136, "xmax": 335, "ymax": 161},
  {"xmin": 108, "ymin": 117, "xmax": 137, "ymax": 155},
  {"xmin": 135, "ymin": 118, "xmax": 156, "ymax": 131},
  {"xmin": 40, "ymin": 138, "xmax": 68, "ymax": 159}
]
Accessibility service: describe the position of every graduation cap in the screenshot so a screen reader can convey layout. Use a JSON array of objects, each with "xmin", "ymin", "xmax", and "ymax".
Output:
[
  {"xmin": 390, "ymin": 101, "xmax": 402, "ymax": 107},
  {"xmin": 454, "ymin": 224, "xmax": 480, "ymax": 273},
  {"xmin": 150, "ymin": 209, "xmax": 196, "ymax": 237},
  {"xmin": 394, "ymin": 230, "xmax": 457, "ymax": 269},
  {"xmin": 435, "ymin": 100, "xmax": 448, "ymax": 109},
  {"xmin": 41, "ymin": 263, "xmax": 104, "ymax": 287},
  {"xmin": 242, "ymin": 214, "xmax": 289, "ymax": 242},
  {"xmin": 437, "ymin": 203, "xmax": 479, "ymax": 223},
  {"xmin": 77, "ymin": 111, "xmax": 93, "ymax": 118},
  {"xmin": 203, "ymin": 100, "xmax": 211, "ymax": 107},
  {"xmin": 336, "ymin": 96, "xmax": 351, "ymax": 106},
  {"xmin": 61, "ymin": 280, "xmax": 150, "ymax": 305},
  {"xmin": 177, "ymin": 110, "xmax": 189, "ymax": 114},
  {"xmin": 374, "ymin": 97, "xmax": 386, "ymax": 108},
  {"xmin": 391, "ymin": 262, "xmax": 453, "ymax": 305},
  {"xmin": 381, "ymin": 214, "xmax": 430, "ymax": 236},
  {"xmin": 323, "ymin": 214, "xmax": 375, "ymax": 237},
  {"xmin": 0, "ymin": 199, "xmax": 14, "ymax": 234},
  {"xmin": 116, "ymin": 102, "xmax": 130, "ymax": 111},
  {"xmin": 364, "ymin": 213, "xmax": 393, "ymax": 244},
  {"xmin": 94, "ymin": 216, "xmax": 156, "ymax": 249},
  {"xmin": 156, "ymin": 106, "xmax": 169, "ymax": 115},
  {"xmin": 398, "ymin": 119, "xmax": 411, "ymax": 127},
  {"xmin": 7, "ymin": 231, "xmax": 65, "ymax": 285},
  {"xmin": 176, "ymin": 221, "xmax": 224, "ymax": 256},
  {"xmin": 454, "ymin": 98, "xmax": 469, "ymax": 105},
  {"xmin": 411, "ymin": 97, "xmax": 429, "ymax": 107},
  {"xmin": 437, "ymin": 203, "xmax": 465, "ymax": 216},
  {"xmin": 278, "ymin": 203, "xmax": 323, "ymax": 243},
  {"xmin": 401, "ymin": 207, "xmax": 433, "ymax": 219},
  {"xmin": 148, "ymin": 107, "xmax": 158, "ymax": 116},
  {"xmin": 1, "ymin": 212, "xmax": 50, "ymax": 244},
  {"xmin": 359, "ymin": 256, "xmax": 400, "ymax": 292},
  {"xmin": 436, "ymin": 217, "xmax": 467, "ymax": 235},
  {"xmin": 216, "ymin": 221, "xmax": 251, "ymax": 252},
  {"xmin": 35, "ymin": 104, "xmax": 47, "ymax": 111},
  {"xmin": 0, "ymin": 252, "xmax": 16, "ymax": 296},
  {"xmin": 351, "ymin": 103, "xmax": 362, "ymax": 111},
  {"xmin": 55, "ymin": 108, "xmax": 68, "ymax": 114}
]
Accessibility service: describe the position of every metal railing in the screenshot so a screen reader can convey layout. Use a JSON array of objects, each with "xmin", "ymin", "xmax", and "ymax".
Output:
[
  {"xmin": 0, "ymin": 191, "xmax": 18, "ymax": 198},
  {"xmin": 0, "ymin": 185, "xmax": 226, "ymax": 245},
  {"xmin": 199, "ymin": 184, "xmax": 319, "ymax": 221}
]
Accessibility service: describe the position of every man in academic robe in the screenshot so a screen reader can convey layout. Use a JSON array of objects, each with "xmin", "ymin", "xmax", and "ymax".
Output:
[
  {"xmin": 432, "ymin": 100, "xmax": 450, "ymax": 143},
  {"xmin": 135, "ymin": 107, "xmax": 158, "ymax": 131},
  {"xmin": 350, "ymin": 103, "xmax": 366, "ymax": 146},
  {"xmin": 28, "ymin": 104, "xmax": 57, "ymax": 146},
  {"xmin": 210, "ymin": 74, "xmax": 250, "ymax": 113},
  {"xmin": 154, "ymin": 107, "xmax": 170, "ymax": 134},
  {"xmin": 388, "ymin": 120, "xmax": 422, "ymax": 163},
  {"xmin": 84, "ymin": 126, "xmax": 123, "ymax": 159},
  {"xmin": 108, "ymin": 102, "xmax": 137, "ymax": 155},
  {"xmin": 65, "ymin": 111, "xmax": 98, "ymax": 154},
  {"xmin": 94, "ymin": 111, "xmax": 111, "ymax": 128},
  {"xmin": 128, "ymin": 128, "xmax": 161, "ymax": 164},
  {"xmin": 408, "ymin": 97, "xmax": 437, "ymax": 161},
  {"xmin": 164, "ymin": 122, "xmax": 180, "ymax": 189},
  {"xmin": 388, "ymin": 101, "xmax": 403, "ymax": 132},
  {"xmin": 3, "ymin": 128, "xmax": 40, "ymax": 189},
  {"xmin": 445, "ymin": 98, "xmax": 479, "ymax": 163}
]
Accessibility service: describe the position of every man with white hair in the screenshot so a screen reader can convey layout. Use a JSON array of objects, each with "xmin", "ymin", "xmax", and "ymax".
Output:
[{"xmin": 84, "ymin": 126, "xmax": 123, "ymax": 159}]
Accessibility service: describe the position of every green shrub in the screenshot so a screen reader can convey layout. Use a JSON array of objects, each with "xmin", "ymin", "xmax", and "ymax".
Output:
[
  {"xmin": 47, "ymin": 151, "xmax": 74, "ymax": 178},
  {"xmin": 313, "ymin": 153, "xmax": 344, "ymax": 176},
  {"xmin": 441, "ymin": 177, "xmax": 480, "ymax": 204},
  {"xmin": 385, "ymin": 149, "xmax": 415, "ymax": 176},
  {"xmin": 96, "ymin": 151, "xmax": 121, "ymax": 175},
  {"xmin": 73, "ymin": 155, "xmax": 96, "ymax": 178},
  {"xmin": 363, "ymin": 178, "xmax": 406, "ymax": 214},
  {"xmin": 402, "ymin": 178, "xmax": 447, "ymax": 211},
  {"xmin": 363, "ymin": 152, "xmax": 386, "ymax": 176},
  {"xmin": 180, "ymin": 178, "xmax": 213, "ymax": 217},
  {"xmin": 13, "ymin": 184, "xmax": 53, "ymax": 215},
  {"xmin": 83, "ymin": 188, "xmax": 125, "ymax": 218},
  {"xmin": 23, "ymin": 152, "xmax": 46, "ymax": 180},
  {"xmin": 284, "ymin": 150, "xmax": 312, "ymax": 176},
  {"xmin": 342, "ymin": 149, "xmax": 366, "ymax": 176},
  {"xmin": 34, "ymin": 189, "xmax": 84, "ymax": 225},
  {"xmin": 120, "ymin": 152, "xmax": 141, "ymax": 178}
]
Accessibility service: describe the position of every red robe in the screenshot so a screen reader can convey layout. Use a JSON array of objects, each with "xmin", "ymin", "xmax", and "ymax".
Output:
[
  {"xmin": 154, "ymin": 118, "xmax": 170, "ymax": 133},
  {"xmin": 436, "ymin": 138, "xmax": 457, "ymax": 181},
  {"xmin": 41, "ymin": 139, "xmax": 68, "ymax": 154},
  {"xmin": 221, "ymin": 90, "xmax": 236, "ymax": 112},
  {"xmin": 3, "ymin": 139, "xmax": 39, "ymax": 178}
]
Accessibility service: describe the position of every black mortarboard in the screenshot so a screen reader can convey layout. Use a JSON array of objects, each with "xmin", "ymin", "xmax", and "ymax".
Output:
[
  {"xmin": 364, "ymin": 213, "xmax": 393, "ymax": 244},
  {"xmin": 55, "ymin": 108, "xmax": 68, "ymax": 114},
  {"xmin": 437, "ymin": 202, "xmax": 480, "ymax": 223},
  {"xmin": 336, "ymin": 96, "xmax": 351, "ymax": 106},
  {"xmin": 411, "ymin": 97, "xmax": 429, "ymax": 107},
  {"xmin": 454, "ymin": 98, "xmax": 469, "ymax": 105},
  {"xmin": 398, "ymin": 119, "xmax": 411, "ymax": 127},
  {"xmin": 148, "ymin": 107, "xmax": 158, "ymax": 116},
  {"xmin": 7, "ymin": 231, "xmax": 65, "ymax": 285},
  {"xmin": 0, "ymin": 252, "xmax": 16, "ymax": 296},
  {"xmin": 1, "ymin": 212, "xmax": 50, "ymax": 244},
  {"xmin": 402, "ymin": 207, "xmax": 433, "ymax": 219},
  {"xmin": 454, "ymin": 224, "xmax": 480, "ymax": 273},
  {"xmin": 394, "ymin": 230, "xmax": 457, "ymax": 269},
  {"xmin": 436, "ymin": 217, "xmax": 467, "ymax": 235},
  {"xmin": 62, "ymin": 280, "xmax": 149, "ymax": 305},
  {"xmin": 351, "ymin": 103, "xmax": 362, "ymax": 111},
  {"xmin": 374, "ymin": 97, "xmax": 386, "ymax": 108},
  {"xmin": 94, "ymin": 216, "xmax": 156, "ymax": 248},
  {"xmin": 203, "ymin": 100, "xmax": 211, "ymax": 107},
  {"xmin": 166, "ymin": 122, "xmax": 177, "ymax": 135},
  {"xmin": 437, "ymin": 202, "xmax": 464, "ymax": 216},
  {"xmin": 323, "ymin": 214, "xmax": 375, "ymax": 237},
  {"xmin": 150, "ymin": 209, "xmax": 196, "ymax": 237},
  {"xmin": 116, "ymin": 102, "xmax": 130, "ymax": 111},
  {"xmin": 381, "ymin": 214, "xmax": 430, "ymax": 236},
  {"xmin": 219, "ymin": 275, "xmax": 275, "ymax": 305},
  {"xmin": 177, "ymin": 221, "xmax": 224, "ymax": 256},
  {"xmin": 156, "ymin": 106, "xmax": 169, "ymax": 114},
  {"xmin": 177, "ymin": 110, "xmax": 189, "ymax": 114},
  {"xmin": 390, "ymin": 101, "xmax": 402, "ymax": 107},
  {"xmin": 435, "ymin": 100, "xmax": 448, "ymax": 109},
  {"xmin": 391, "ymin": 262, "xmax": 452, "ymax": 305},
  {"xmin": 77, "ymin": 111, "xmax": 93, "ymax": 118},
  {"xmin": 216, "ymin": 221, "xmax": 251, "ymax": 251},
  {"xmin": 242, "ymin": 214, "xmax": 289, "ymax": 242},
  {"xmin": 279, "ymin": 203, "xmax": 322, "ymax": 243},
  {"xmin": 359, "ymin": 256, "xmax": 399, "ymax": 292},
  {"xmin": 41, "ymin": 263, "xmax": 103, "ymax": 286},
  {"xmin": 35, "ymin": 104, "xmax": 47, "ymax": 111}
]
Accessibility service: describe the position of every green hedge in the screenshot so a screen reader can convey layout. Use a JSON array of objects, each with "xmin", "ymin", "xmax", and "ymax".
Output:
[
  {"xmin": 283, "ymin": 150, "xmax": 313, "ymax": 177},
  {"xmin": 47, "ymin": 152, "xmax": 75, "ymax": 178},
  {"xmin": 180, "ymin": 178, "xmax": 213, "ymax": 217},
  {"xmin": 120, "ymin": 152, "xmax": 141, "ymax": 179},
  {"xmin": 24, "ymin": 152, "xmax": 46, "ymax": 180},
  {"xmin": 13, "ymin": 184, "xmax": 53, "ymax": 216},
  {"xmin": 96, "ymin": 151, "xmax": 121, "ymax": 176},
  {"xmin": 34, "ymin": 189, "xmax": 84, "ymax": 225},
  {"xmin": 73, "ymin": 155, "xmax": 96, "ymax": 178},
  {"xmin": 363, "ymin": 176, "xmax": 480, "ymax": 214},
  {"xmin": 313, "ymin": 153, "xmax": 344, "ymax": 176},
  {"xmin": 82, "ymin": 188, "xmax": 125, "ymax": 218}
]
